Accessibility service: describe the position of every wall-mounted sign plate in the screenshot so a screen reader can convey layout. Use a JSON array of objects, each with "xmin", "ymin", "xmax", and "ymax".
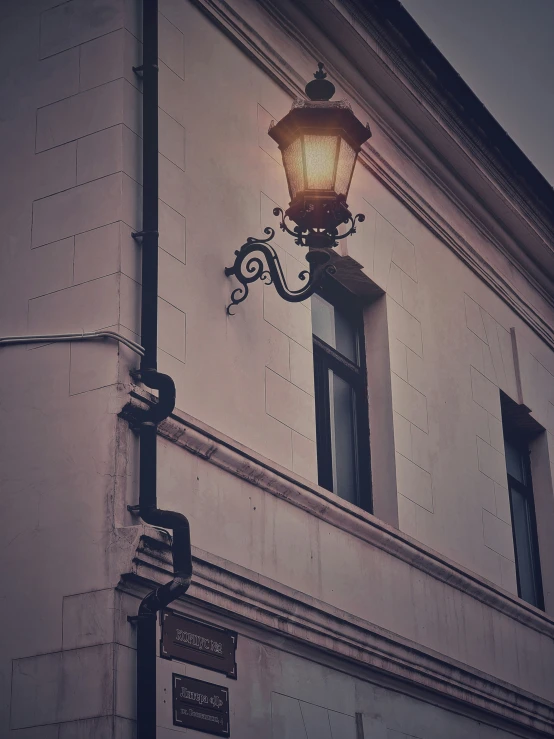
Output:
[
  {"xmin": 173, "ymin": 673, "xmax": 230, "ymax": 736},
  {"xmin": 161, "ymin": 611, "xmax": 237, "ymax": 678}
]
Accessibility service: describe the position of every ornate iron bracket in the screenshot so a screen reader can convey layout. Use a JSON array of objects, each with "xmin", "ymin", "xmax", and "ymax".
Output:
[
  {"xmin": 225, "ymin": 209, "xmax": 365, "ymax": 315},
  {"xmin": 272, "ymin": 206, "xmax": 365, "ymax": 250}
]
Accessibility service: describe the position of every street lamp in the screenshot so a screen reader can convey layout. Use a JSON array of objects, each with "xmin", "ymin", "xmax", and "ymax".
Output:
[{"xmin": 225, "ymin": 63, "xmax": 371, "ymax": 314}]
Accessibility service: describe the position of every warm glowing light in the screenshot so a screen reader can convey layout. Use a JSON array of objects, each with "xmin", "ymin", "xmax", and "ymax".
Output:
[
  {"xmin": 281, "ymin": 134, "xmax": 357, "ymax": 200},
  {"xmin": 304, "ymin": 135, "xmax": 338, "ymax": 190},
  {"xmin": 335, "ymin": 138, "xmax": 356, "ymax": 196},
  {"xmin": 282, "ymin": 138, "xmax": 304, "ymax": 199}
]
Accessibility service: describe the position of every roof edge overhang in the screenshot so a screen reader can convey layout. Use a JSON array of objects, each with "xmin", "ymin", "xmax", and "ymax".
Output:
[
  {"xmin": 278, "ymin": 0, "xmax": 554, "ymax": 297},
  {"xmin": 360, "ymin": 0, "xmax": 554, "ymax": 220}
]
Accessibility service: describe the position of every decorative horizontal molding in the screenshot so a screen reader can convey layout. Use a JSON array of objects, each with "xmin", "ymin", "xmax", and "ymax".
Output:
[
  {"xmin": 121, "ymin": 394, "xmax": 554, "ymax": 641},
  {"xmin": 190, "ymin": 0, "xmax": 554, "ymax": 353},
  {"xmin": 187, "ymin": 0, "xmax": 306, "ymax": 97},
  {"xmin": 265, "ymin": 0, "xmax": 554, "ymax": 292},
  {"xmin": 337, "ymin": 0, "xmax": 554, "ymax": 252},
  {"xmin": 122, "ymin": 534, "xmax": 554, "ymax": 736}
]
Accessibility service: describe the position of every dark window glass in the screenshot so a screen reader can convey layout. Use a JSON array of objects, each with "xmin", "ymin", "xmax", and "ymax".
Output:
[
  {"xmin": 504, "ymin": 438, "xmax": 543, "ymax": 608},
  {"xmin": 312, "ymin": 293, "xmax": 357, "ymax": 363},
  {"xmin": 312, "ymin": 285, "xmax": 371, "ymax": 509},
  {"xmin": 505, "ymin": 441, "xmax": 525, "ymax": 484},
  {"xmin": 330, "ymin": 372, "xmax": 357, "ymax": 501}
]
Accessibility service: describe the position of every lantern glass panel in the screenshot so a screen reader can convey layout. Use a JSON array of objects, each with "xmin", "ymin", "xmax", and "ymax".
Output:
[
  {"xmin": 334, "ymin": 138, "xmax": 356, "ymax": 197},
  {"xmin": 304, "ymin": 135, "xmax": 339, "ymax": 190},
  {"xmin": 282, "ymin": 137, "xmax": 305, "ymax": 199}
]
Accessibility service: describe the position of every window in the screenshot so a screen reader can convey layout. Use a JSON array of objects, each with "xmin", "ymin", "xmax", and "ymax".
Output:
[
  {"xmin": 504, "ymin": 436, "xmax": 543, "ymax": 608},
  {"xmin": 311, "ymin": 282, "xmax": 371, "ymax": 509}
]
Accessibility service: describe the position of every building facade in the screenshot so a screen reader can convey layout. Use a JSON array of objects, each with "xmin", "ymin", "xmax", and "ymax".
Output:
[{"xmin": 1, "ymin": 0, "xmax": 554, "ymax": 737}]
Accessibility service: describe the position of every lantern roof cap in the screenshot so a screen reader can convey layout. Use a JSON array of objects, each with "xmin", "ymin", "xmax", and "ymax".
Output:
[{"xmin": 268, "ymin": 98, "xmax": 371, "ymax": 150}]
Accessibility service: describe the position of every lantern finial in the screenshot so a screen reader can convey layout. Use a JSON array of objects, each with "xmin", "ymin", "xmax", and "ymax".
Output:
[
  {"xmin": 305, "ymin": 62, "xmax": 335, "ymax": 101},
  {"xmin": 314, "ymin": 62, "xmax": 326, "ymax": 79}
]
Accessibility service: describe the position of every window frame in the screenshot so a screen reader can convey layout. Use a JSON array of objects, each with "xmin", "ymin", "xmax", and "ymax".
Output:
[
  {"xmin": 312, "ymin": 279, "xmax": 372, "ymax": 511},
  {"xmin": 505, "ymin": 433, "xmax": 544, "ymax": 609}
]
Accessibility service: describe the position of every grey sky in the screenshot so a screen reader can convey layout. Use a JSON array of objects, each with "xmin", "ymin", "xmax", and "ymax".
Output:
[{"xmin": 399, "ymin": 0, "xmax": 554, "ymax": 187}]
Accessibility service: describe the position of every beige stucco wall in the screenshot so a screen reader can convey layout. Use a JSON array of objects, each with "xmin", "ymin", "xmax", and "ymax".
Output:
[
  {"xmin": 153, "ymin": 622, "xmax": 525, "ymax": 739},
  {"xmin": 149, "ymin": 0, "xmax": 554, "ymax": 598},
  {"xmin": 1, "ymin": 0, "xmax": 553, "ymax": 736},
  {"xmin": 0, "ymin": 0, "xmax": 143, "ymax": 734},
  {"xmin": 153, "ymin": 433, "xmax": 554, "ymax": 702}
]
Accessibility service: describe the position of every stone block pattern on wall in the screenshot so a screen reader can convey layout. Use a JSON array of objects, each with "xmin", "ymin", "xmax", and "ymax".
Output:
[
  {"xmin": 258, "ymin": 124, "xmax": 318, "ymax": 481},
  {"xmin": 11, "ymin": 645, "xmax": 115, "ymax": 728},
  {"xmin": 151, "ymin": 8, "xmax": 189, "ymax": 405},
  {"xmin": 25, "ymin": 4, "xmax": 192, "ymax": 401},
  {"xmin": 10, "ymin": 589, "xmax": 136, "ymax": 734},
  {"xmin": 39, "ymin": 0, "xmax": 140, "ymax": 59},
  {"xmin": 271, "ymin": 692, "xmax": 357, "ymax": 739},
  {"xmin": 524, "ymin": 351, "xmax": 554, "ymax": 436},
  {"xmin": 464, "ymin": 294, "xmax": 516, "ymax": 593},
  {"xmin": 365, "ymin": 211, "xmax": 434, "ymax": 541}
]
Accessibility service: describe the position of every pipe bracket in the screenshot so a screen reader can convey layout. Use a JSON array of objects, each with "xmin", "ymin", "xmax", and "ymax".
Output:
[{"xmin": 132, "ymin": 230, "xmax": 159, "ymax": 241}]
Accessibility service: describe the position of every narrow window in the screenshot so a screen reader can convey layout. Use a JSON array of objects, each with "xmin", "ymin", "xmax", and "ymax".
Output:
[
  {"xmin": 311, "ymin": 282, "xmax": 371, "ymax": 510},
  {"xmin": 504, "ymin": 435, "xmax": 543, "ymax": 608}
]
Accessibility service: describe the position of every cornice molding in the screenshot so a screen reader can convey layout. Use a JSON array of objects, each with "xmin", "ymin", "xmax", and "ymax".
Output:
[
  {"xmin": 121, "ymin": 534, "xmax": 554, "ymax": 736},
  {"xmin": 284, "ymin": 0, "xmax": 554, "ymax": 275},
  {"xmin": 121, "ymin": 395, "xmax": 554, "ymax": 641},
  {"xmin": 189, "ymin": 0, "xmax": 554, "ymax": 351},
  {"xmin": 187, "ymin": 0, "xmax": 305, "ymax": 96},
  {"xmin": 338, "ymin": 0, "xmax": 554, "ymax": 250}
]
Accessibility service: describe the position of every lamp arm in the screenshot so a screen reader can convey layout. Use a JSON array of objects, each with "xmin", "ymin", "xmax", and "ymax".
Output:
[{"xmin": 225, "ymin": 229, "xmax": 335, "ymax": 315}]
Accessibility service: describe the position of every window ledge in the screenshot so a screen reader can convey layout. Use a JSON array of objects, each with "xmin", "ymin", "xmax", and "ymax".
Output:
[{"xmin": 120, "ymin": 390, "xmax": 554, "ymax": 639}]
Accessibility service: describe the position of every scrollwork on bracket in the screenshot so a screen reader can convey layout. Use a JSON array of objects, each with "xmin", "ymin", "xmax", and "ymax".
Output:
[
  {"xmin": 224, "ymin": 228, "xmax": 336, "ymax": 315},
  {"xmin": 224, "ymin": 207, "xmax": 366, "ymax": 314},
  {"xmin": 272, "ymin": 206, "xmax": 365, "ymax": 248}
]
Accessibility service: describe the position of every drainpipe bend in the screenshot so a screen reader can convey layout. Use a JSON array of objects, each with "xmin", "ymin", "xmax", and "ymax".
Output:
[
  {"xmin": 138, "ymin": 369, "xmax": 176, "ymax": 423},
  {"xmin": 135, "ymin": 372, "xmax": 192, "ymax": 738},
  {"xmin": 137, "ymin": 373, "xmax": 193, "ymax": 591}
]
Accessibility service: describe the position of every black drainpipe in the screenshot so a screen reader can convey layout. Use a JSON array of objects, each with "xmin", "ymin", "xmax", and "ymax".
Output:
[{"xmin": 131, "ymin": 2, "xmax": 193, "ymax": 737}]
